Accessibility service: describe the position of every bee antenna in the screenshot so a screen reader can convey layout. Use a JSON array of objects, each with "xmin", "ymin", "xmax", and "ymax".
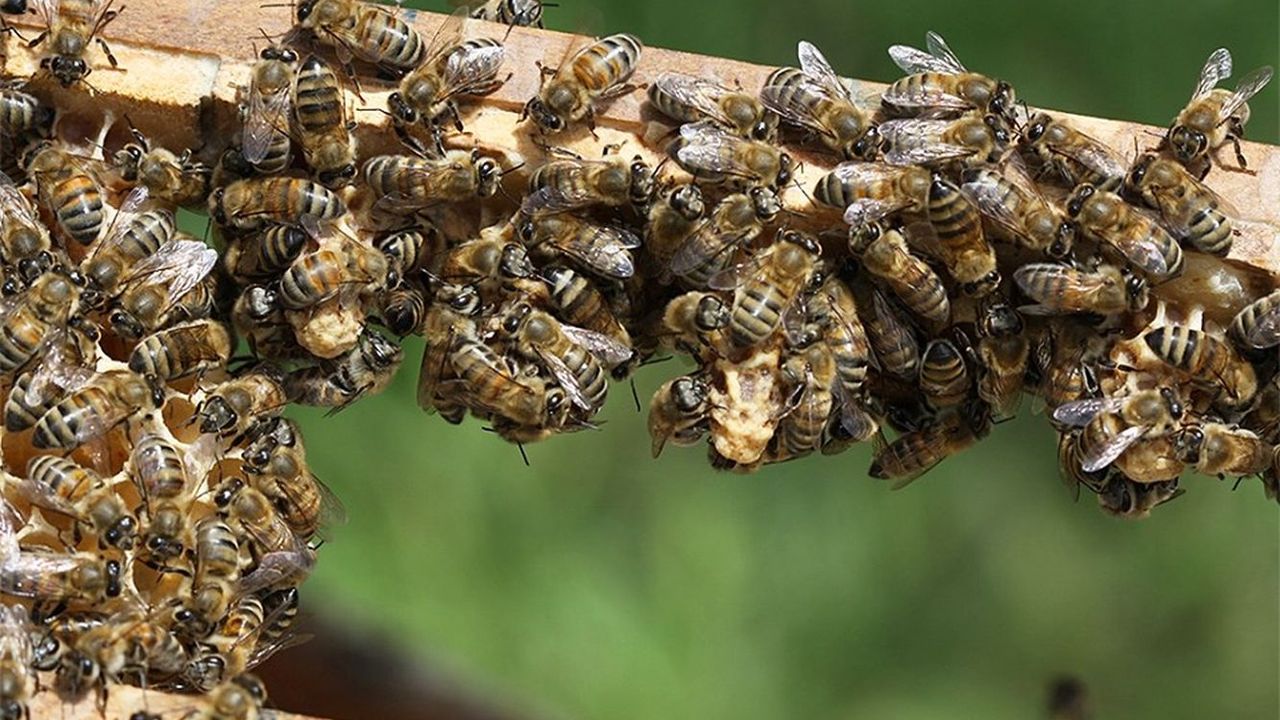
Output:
[{"xmin": 629, "ymin": 378, "xmax": 641, "ymax": 413}]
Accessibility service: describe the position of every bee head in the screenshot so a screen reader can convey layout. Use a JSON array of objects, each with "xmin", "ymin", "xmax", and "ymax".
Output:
[
  {"xmin": 103, "ymin": 515, "xmax": 137, "ymax": 550},
  {"xmin": 629, "ymin": 156, "xmax": 655, "ymax": 205},
  {"xmin": 671, "ymin": 376, "xmax": 708, "ymax": 413},
  {"xmin": 387, "ymin": 92, "xmax": 419, "ymax": 125},
  {"xmin": 209, "ymin": 187, "xmax": 228, "ymax": 225},
  {"xmin": 774, "ymin": 152, "xmax": 794, "ymax": 189},
  {"xmin": 669, "ymin": 184, "xmax": 705, "ymax": 220},
  {"xmin": 1159, "ymin": 387, "xmax": 1184, "ymax": 421},
  {"xmin": 1065, "ymin": 184, "xmax": 1095, "ymax": 218},
  {"xmin": 1049, "ymin": 221, "xmax": 1076, "ymax": 259},
  {"xmin": 749, "ymin": 186, "xmax": 781, "ymax": 220},
  {"xmin": 851, "ymin": 126, "xmax": 881, "ymax": 160},
  {"xmin": 523, "ymin": 97, "xmax": 564, "ymax": 132},
  {"xmin": 1174, "ymin": 425, "xmax": 1206, "ymax": 464},
  {"xmin": 475, "ymin": 156, "xmax": 501, "ymax": 197},
  {"xmin": 44, "ymin": 55, "xmax": 89, "ymax": 87},
  {"xmin": 1167, "ymin": 125, "xmax": 1206, "ymax": 164},
  {"xmin": 1122, "ymin": 271, "xmax": 1149, "ymax": 311},
  {"xmin": 988, "ymin": 80, "xmax": 1016, "ymax": 123},
  {"xmin": 962, "ymin": 270, "xmax": 1002, "ymax": 297},
  {"xmin": 318, "ymin": 163, "xmax": 358, "ymax": 188}
]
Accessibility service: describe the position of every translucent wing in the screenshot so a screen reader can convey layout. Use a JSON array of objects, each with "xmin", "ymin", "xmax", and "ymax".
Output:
[
  {"xmin": 1080, "ymin": 424, "xmax": 1146, "ymax": 473},
  {"xmin": 676, "ymin": 122, "xmax": 761, "ymax": 179},
  {"xmin": 878, "ymin": 118, "xmax": 976, "ymax": 166},
  {"xmin": 86, "ymin": 186, "xmax": 153, "ymax": 265},
  {"xmin": 870, "ymin": 290, "xmax": 918, "ymax": 376},
  {"xmin": 1190, "ymin": 47, "xmax": 1233, "ymax": 102},
  {"xmin": 537, "ymin": 350, "xmax": 593, "ymax": 411},
  {"xmin": 282, "ymin": 473, "xmax": 347, "ymax": 541},
  {"xmin": 437, "ymin": 41, "xmax": 506, "ymax": 101},
  {"xmin": 1047, "ymin": 131, "xmax": 1127, "ymax": 186},
  {"xmin": 759, "ymin": 76, "xmax": 833, "ymax": 137},
  {"xmin": 11, "ymin": 476, "xmax": 80, "ymax": 518},
  {"xmin": 1242, "ymin": 304, "xmax": 1280, "ymax": 349},
  {"xmin": 117, "ymin": 239, "xmax": 217, "ymax": 308},
  {"xmin": 669, "ymin": 222, "xmax": 746, "ymax": 277},
  {"xmin": 421, "ymin": 6, "xmax": 468, "ymax": 67},
  {"xmin": 797, "ymin": 40, "xmax": 852, "ymax": 102},
  {"xmin": 842, "ymin": 198, "xmax": 910, "ymax": 227},
  {"xmin": 924, "ymin": 32, "xmax": 968, "ymax": 73},
  {"xmin": 561, "ymin": 325, "xmax": 634, "ymax": 368},
  {"xmin": 22, "ymin": 328, "xmax": 93, "ymax": 408},
  {"xmin": 29, "ymin": 0, "xmax": 58, "ymax": 27},
  {"xmin": 1106, "ymin": 217, "xmax": 1171, "ymax": 278},
  {"xmin": 243, "ymin": 71, "xmax": 293, "ymax": 165},
  {"xmin": 0, "ymin": 171, "xmax": 40, "ymax": 226},
  {"xmin": 888, "ymin": 44, "xmax": 955, "ymax": 75},
  {"xmin": 238, "ymin": 548, "xmax": 316, "ymax": 595},
  {"xmin": 1216, "ymin": 66, "xmax": 1274, "ymax": 126},
  {"xmin": 520, "ymin": 164, "xmax": 606, "ymax": 214},
  {"xmin": 554, "ymin": 223, "xmax": 639, "ymax": 279},
  {"xmin": 1051, "ymin": 396, "xmax": 1123, "ymax": 427},
  {"xmin": 652, "ymin": 73, "xmax": 736, "ymax": 126},
  {"xmin": 963, "ymin": 170, "xmax": 1032, "ymax": 238},
  {"xmin": 0, "ymin": 552, "xmax": 84, "ymax": 599}
]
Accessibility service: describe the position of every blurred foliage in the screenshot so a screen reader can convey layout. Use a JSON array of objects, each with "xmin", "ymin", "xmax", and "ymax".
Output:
[{"xmin": 291, "ymin": 1, "xmax": 1279, "ymax": 719}]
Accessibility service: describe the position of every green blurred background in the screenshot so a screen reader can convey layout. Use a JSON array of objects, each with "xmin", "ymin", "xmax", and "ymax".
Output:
[{"xmin": 294, "ymin": 1, "xmax": 1280, "ymax": 718}]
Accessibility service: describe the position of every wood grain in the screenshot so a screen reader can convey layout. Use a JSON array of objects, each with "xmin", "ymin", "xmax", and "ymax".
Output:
[{"xmin": 27, "ymin": 678, "xmax": 323, "ymax": 720}]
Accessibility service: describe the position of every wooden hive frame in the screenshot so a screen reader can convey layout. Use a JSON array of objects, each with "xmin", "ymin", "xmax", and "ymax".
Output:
[{"xmin": 1, "ymin": 1, "xmax": 1278, "ymax": 716}]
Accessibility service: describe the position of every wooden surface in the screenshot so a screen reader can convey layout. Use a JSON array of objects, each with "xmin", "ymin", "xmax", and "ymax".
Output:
[
  {"xmin": 27, "ymin": 679, "xmax": 323, "ymax": 719},
  {"xmin": 1, "ymin": 0, "xmax": 1277, "ymax": 277}
]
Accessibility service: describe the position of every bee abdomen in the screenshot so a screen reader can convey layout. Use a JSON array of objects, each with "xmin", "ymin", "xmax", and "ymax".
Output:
[
  {"xmin": 730, "ymin": 286, "xmax": 782, "ymax": 347},
  {"xmin": 1143, "ymin": 325, "xmax": 1200, "ymax": 370},
  {"xmin": 1185, "ymin": 207, "xmax": 1232, "ymax": 255},
  {"xmin": 919, "ymin": 339, "xmax": 969, "ymax": 409},
  {"xmin": 54, "ymin": 177, "xmax": 105, "ymax": 244},
  {"xmin": 572, "ymin": 34, "xmax": 641, "ymax": 91}
]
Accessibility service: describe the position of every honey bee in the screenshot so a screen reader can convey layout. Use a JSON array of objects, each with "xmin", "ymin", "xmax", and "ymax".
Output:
[
  {"xmin": 381, "ymin": 283, "xmax": 427, "ymax": 336},
  {"xmin": 760, "ymin": 40, "xmax": 877, "ymax": 159},
  {"xmin": 294, "ymin": 0, "xmax": 425, "ymax": 74},
  {"xmin": 645, "ymin": 183, "xmax": 706, "ymax": 272},
  {"xmin": 130, "ymin": 432, "xmax": 195, "ymax": 563},
  {"xmin": 375, "ymin": 226, "xmax": 437, "ymax": 285},
  {"xmin": 213, "ymin": 477, "xmax": 304, "ymax": 564},
  {"xmin": 0, "ymin": 271, "xmax": 83, "ymax": 373},
  {"xmin": 105, "ymin": 236, "xmax": 218, "ymax": 339},
  {"xmin": 18, "ymin": 455, "xmax": 136, "ymax": 548},
  {"xmin": 961, "ymin": 166, "xmax": 1075, "ymax": 257},
  {"xmin": 1229, "ymin": 289, "xmax": 1280, "ymax": 350},
  {"xmin": 278, "ymin": 242, "xmax": 381, "ymax": 311},
  {"xmin": 1143, "ymin": 324, "xmax": 1257, "ymax": 408},
  {"xmin": 231, "ymin": 285, "xmax": 304, "ymax": 361},
  {"xmin": 1124, "ymin": 152, "xmax": 1236, "ymax": 256},
  {"xmin": 189, "ymin": 674, "xmax": 269, "ymax": 720},
  {"xmin": 1013, "ymin": 262, "xmax": 1148, "ymax": 317},
  {"xmin": 57, "ymin": 611, "xmax": 186, "ymax": 699},
  {"xmin": 523, "ymin": 33, "xmax": 642, "ymax": 133},
  {"xmin": 438, "ymin": 229, "xmax": 535, "ymax": 291},
  {"xmin": 294, "ymin": 54, "xmax": 356, "ymax": 187},
  {"xmin": 27, "ymin": 0, "xmax": 123, "ymax": 87},
  {"xmin": 287, "ymin": 329, "xmax": 403, "ymax": 409},
  {"xmin": 112, "ymin": 128, "xmax": 210, "ymax": 207},
  {"xmin": 177, "ymin": 516, "xmax": 241, "ymax": 636},
  {"xmin": 430, "ymin": 329, "xmax": 548, "ymax": 426},
  {"xmin": 24, "ymin": 141, "xmax": 104, "ymax": 246},
  {"xmin": 0, "ymin": 84, "xmax": 54, "ymax": 139},
  {"xmin": 648, "ymin": 374, "xmax": 711, "ymax": 457},
  {"xmin": 883, "ymin": 31, "xmax": 1016, "ymax": 123},
  {"xmin": 500, "ymin": 302, "xmax": 633, "ymax": 412},
  {"xmin": 1097, "ymin": 476, "xmax": 1183, "ymax": 519},
  {"xmin": 1064, "ymin": 184, "xmax": 1183, "ymax": 281},
  {"xmin": 0, "ymin": 171, "xmax": 52, "ymax": 282},
  {"xmin": 1166, "ymin": 47, "xmax": 1274, "ymax": 175},
  {"xmin": 814, "ymin": 161, "xmax": 929, "ymax": 215},
  {"xmin": 128, "ymin": 319, "xmax": 233, "ymax": 383},
  {"xmin": 921, "ymin": 173, "xmax": 1000, "ymax": 296},
  {"xmin": 974, "ymin": 303, "xmax": 1028, "ymax": 420},
  {"xmin": 0, "ymin": 605, "xmax": 33, "ymax": 720},
  {"xmin": 239, "ymin": 44, "xmax": 297, "ymax": 175},
  {"xmin": 774, "ymin": 343, "xmax": 837, "ymax": 459},
  {"xmin": 541, "ymin": 265, "xmax": 631, "ymax": 349},
  {"xmin": 209, "ymin": 177, "xmax": 346, "ymax": 230},
  {"xmin": 918, "ymin": 338, "xmax": 969, "ymax": 411},
  {"xmin": 869, "ymin": 400, "xmax": 991, "ymax": 488},
  {"xmin": 1035, "ymin": 323, "xmax": 1107, "ymax": 411},
  {"xmin": 525, "ymin": 152, "xmax": 655, "ymax": 216},
  {"xmin": 3, "ymin": 328, "xmax": 95, "ymax": 433},
  {"xmin": 847, "ymin": 222, "xmax": 949, "ymax": 324},
  {"xmin": 716, "ymin": 229, "xmax": 822, "ymax": 349},
  {"xmin": 649, "ymin": 72, "xmax": 776, "ymax": 141},
  {"xmin": 243, "ymin": 446, "xmax": 344, "ymax": 542},
  {"xmin": 672, "ymin": 121, "xmax": 794, "ymax": 190},
  {"xmin": 1019, "ymin": 112, "xmax": 1127, "ymax": 190},
  {"xmin": 225, "ymin": 225, "xmax": 309, "ymax": 282},
  {"xmin": 1057, "ymin": 431, "xmax": 1108, "ymax": 500},
  {"xmin": 364, "ymin": 150, "xmax": 501, "ymax": 216},
  {"xmin": 1052, "ymin": 387, "xmax": 1184, "ymax": 474},
  {"xmin": 197, "ymin": 367, "xmax": 288, "ymax": 438},
  {"xmin": 669, "ymin": 188, "xmax": 780, "ymax": 289},
  {"xmin": 80, "ymin": 202, "xmax": 176, "ymax": 296},
  {"xmin": 877, "ymin": 112, "xmax": 1012, "ymax": 168},
  {"xmin": 469, "ymin": 0, "xmax": 545, "ymax": 27},
  {"xmin": 388, "ymin": 9, "xmax": 505, "ymax": 133},
  {"xmin": 658, "ymin": 291, "xmax": 731, "ymax": 359},
  {"xmin": 0, "ymin": 550, "xmax": 121, "ymax": 605},
  {"xmin": 862, "ymin": 288, "xmax": 919, "ymax": 379},
  {"xmin": 516, "ymin": 212, "xmax": 641, "ymax": 280},
  {"xmin": 1175, "ymin": 422, "xmax": 1272, "ymax": 478},
  {"xmin": 806, "ymin": 277, "xmax": 877, "ymax": 439}
]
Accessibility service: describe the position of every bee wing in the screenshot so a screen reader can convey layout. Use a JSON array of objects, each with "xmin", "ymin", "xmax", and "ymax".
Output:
[
  {"xmin": 23, "ymin": 330, "xmax": 93, "ymax": 406},
  {"xmin": 706, "ymin": 249, "xmax": 768, "ymax": 291},
  {"xmin": 1105, "ymin": 215, "xmax": 1171, "ymax": 278},
  {"xmin": 285, "ymin": 473, "xmax": 347, "ymax": 542},
  {"xmin": 1080, "ymin": 424, "xmax": 1146, "ymax": 474},
  {"xmin": 117, "ymin": 239, "xmax": 217, "ymax": 307},
  {"xmin": 675, "ymin": 122, "xmax": 760, "ymax": 179},
  {"xmin": 536, "ymin": 350, "xmax": 593, "ymax": 411},
  {"xmin": 437, "ymin": 41, "xmax": 506, "ymax": 101},
  {"xmin": 667, "ymin": 220, "xmax": 741, "ymax": 277},
  {"xmin": 246, "ymin": 628, "xmax": 314, "ymax": 671},
  {"xmin": 561, "ymin": 325, "xmax": 634, "ymax": 368},
  {"xmin": 1216, "ymin": 65, "xmax": 1274, "ymax": 126},
  {"xmin": 1051, "ymin": 396, "xmax": 1123, "ymax": 427},
  {"xmin": 29, "ymin": 0, "xmax": 58, "ymax": 26},
  {"xmin": 0, "ymin": 171, "xmax": 39, "ymax": 225},
  {"xmin": 832, "ymin": 384, "xmax": 879, "ymax": 443},
  {"xmin": 520, "ymin": 177, "xmax": 598, "ymax": 215},
  {"xmin": 1190, "ymin": 47, "xmax": 1233, "ymax": 102},
  {"xmin": 924, "ymin": 32, "xmax": 968, "ymax": 73},
  {"xmin": 556, "ymin": 224, "xmax": 639, "ymax": 279},
  {"xmin": 1013, "ymin": 263, "xmax": 1073, "ymax": 303},
  {"xmin": 870, "ymin": 290, "xmax": 918, "ymax": 372},
  {"xmin": 11, "ymin": 476, "xmax": 81, "ymax": 518},
  {"xmin": 421, "ymin": 6, "xmax": 469, "ymax": 67},
  {"xmin": 0, "ymin": 553, "xmax": 84, "ymax": 598},
  {"xmin": 888, "ymin": 42, "xmax": 957, "ymax": 75},
  {"xmin": 86, "ymin": 185, "xmax": 152, "ymax": 264},
  {"xmin": 0, "ymin": 496, "xmax": 22, "ymax": 563},
  {"xmin": 243, "ymin": 81, "xmax": 292, "ymax": 165},
  {"xmin": 797, "ymin": 41, "xmax": 853, "ymax": 102},
  {"xmin": 759, "ymin": 76, "xmax": 837, "ymax": 138},
  {"xmin": 653, "ymin": 73, "xmax": 737, "ymax": 127},
  {"xmin": 841, "ymin": 199, "xmax": 909, "ymax": 227},
  {"xmin": 878, "ymin": 118, "xmax": 975, "ymax": 166},
  {"xmin": 962, "ymin": 171, "xmax": 1032, "ymax": 238},
  {"xmin": 1243, "ymin": 303, "xmax": 1280, "ymax": 349},
  {"xmin": 238, "ymin": 548, "xmax": 316, "ymax": 596},
  {"xmin": 1047, "ymin": 134, "xmax": 1126, "ymax": 186}
]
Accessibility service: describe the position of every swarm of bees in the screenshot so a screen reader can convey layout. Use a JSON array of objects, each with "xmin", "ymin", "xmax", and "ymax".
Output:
[{"xmin": 0, "ymin": 0, "xmax": 1277, "ymax": 713}]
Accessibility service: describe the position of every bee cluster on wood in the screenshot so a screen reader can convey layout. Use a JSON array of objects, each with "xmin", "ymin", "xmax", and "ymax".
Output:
[{"xmin": 0, "ymin": 0, "xmax": 1277, "ymax": 715}]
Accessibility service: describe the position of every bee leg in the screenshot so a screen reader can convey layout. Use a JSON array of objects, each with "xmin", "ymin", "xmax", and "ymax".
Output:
[
  {"xmin": 96, "ymin": 38, "xmax": 123, "ymax": 71},
  {"xmin": 24, "ymin": 29, "xmax": 47, "ymax": 48},
  {"xmin": 447, "ymin": 101, "xmax": 464, "ymax": 133}
]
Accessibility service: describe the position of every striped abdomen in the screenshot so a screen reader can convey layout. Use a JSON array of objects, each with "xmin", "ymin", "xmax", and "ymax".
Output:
[
  {"xmin": 729, "ymin": 283, "xmax": 784, "ymax": 347},
  {"xmin": 1183, "ymin": 204, "xmax": 1232, "ymax": 256},
  {"xmin": 294, "ymin": 55, "xmax": 344, "ymax": 133},
  {"xmin": 128, "ymin": 321, "xmax": 231, "ymax": 380},
  {"xmin": 563, "ymin": 343, "xmax": 608, "ymax": 408},
  {"xmin": 31, "ymin": 385, "xmax": 116, "ymax": 449},
  {"xmin": 919, "ymin": 339, "xmax": 969, "ymax": 410},
  {"xmin": 49, "ymin": 172, "xmax": 104, "ymax": 244},
  {"xmin": 350, "ymin": 4, "xmax": 423, "ymax": 70},
  {"xmin": 571, "ymin": 34, "xmax": 641, "ymax": 93}
]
